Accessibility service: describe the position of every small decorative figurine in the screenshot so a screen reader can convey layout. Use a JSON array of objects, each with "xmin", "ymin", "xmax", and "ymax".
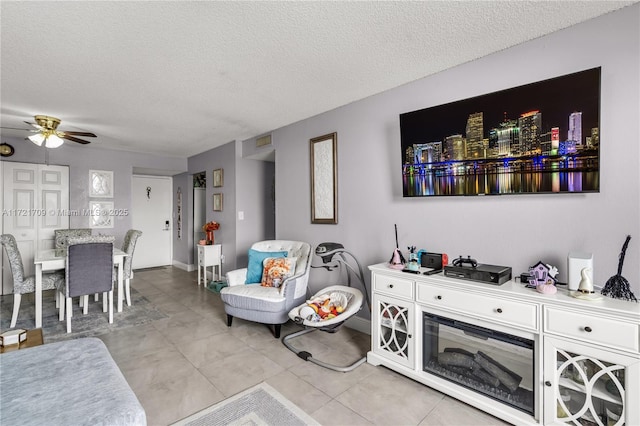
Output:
[
  {"xmin": 389, "ymin": 249, "xmax": 405, "ymax": 270},
  {"xmin": 406, "ymin": 246, "xmax": 420, "ymax": 271},
  {"xmin": 528, "ymin": 262, "xmax": 557, "ymax": 286},
  {"xmin": 572, "ymin": 266, "xmax": 602, "ymax": 301},
  {"xmin": 527, "ymin": 261, "xmax": 559, "ymax": 295},
  {"xmin": 578, "ymin": 268, "xmax": 594, "ymax": 293}
]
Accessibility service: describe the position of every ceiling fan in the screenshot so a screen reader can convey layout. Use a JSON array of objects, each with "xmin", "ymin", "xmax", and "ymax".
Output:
[{"xmin": 2, "ymin": 115, "xmax": 97, "ymax": 148}]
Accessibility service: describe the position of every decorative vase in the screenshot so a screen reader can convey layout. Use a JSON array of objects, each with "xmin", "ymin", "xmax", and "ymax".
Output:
[{"xmin": 206, "ymin": 231, "xmax": 214, "ymax": 244}]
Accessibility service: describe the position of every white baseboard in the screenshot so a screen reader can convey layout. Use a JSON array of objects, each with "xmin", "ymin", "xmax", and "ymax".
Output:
[
  {"xmin": 173, "ymin": 260, "xmax": 196, "ymax": 272},
  {"xmin": 344, "ymin": 315, "xmax": 371, "ymax": 335}
]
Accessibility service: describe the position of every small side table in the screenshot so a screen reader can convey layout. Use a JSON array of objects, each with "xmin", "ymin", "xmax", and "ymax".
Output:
[
  {"xmin": 197, "ymin": 244, "xmax": 222, "ymax": 286},
  {"xmin": 0, "ymin": 328, "xmax": 44, "ymax": 354}
]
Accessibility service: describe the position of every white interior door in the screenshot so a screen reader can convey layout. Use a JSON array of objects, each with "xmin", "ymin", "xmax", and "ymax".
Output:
[
  {"xmin": 2, "ymin": 162, "xmax": 69, "ymax": 294},
  {"xmin": 132, "ymin": 175, "xmax": 172, "ymax": 269}
]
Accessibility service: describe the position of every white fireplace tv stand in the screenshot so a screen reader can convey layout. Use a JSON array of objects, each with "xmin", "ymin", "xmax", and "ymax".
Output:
[{"xmin": 367, "ymin": 263, "xmax": 640, "ymax": 425}]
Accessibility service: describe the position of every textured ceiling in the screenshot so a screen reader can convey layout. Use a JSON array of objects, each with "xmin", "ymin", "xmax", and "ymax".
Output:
[{"xmin": 1, "ymin": 1, "xmax": 636, "ymax": 158}]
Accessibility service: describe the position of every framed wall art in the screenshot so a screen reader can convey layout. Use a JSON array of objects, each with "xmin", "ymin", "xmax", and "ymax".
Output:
[
  {"xmin": 400, "ymin": 67, "xmax": 601, "ymax": 197},
  {"xmin": 213, "ymin": 168, "xmax": 224, "ymax": 187},
  {"xmin": 213, "ymin": 193, "xmax": 223, "ymax": 211},
  {"xmin": 89, "ymin": 170, "xmax": 114, "ymax": 198},
  {"xmin": 89, "ymin": 201, "xmax": 114, "ymax": 228},
  {"xmin": 310, "ymin": 132, "xmax": 337, "ymax": 224}
]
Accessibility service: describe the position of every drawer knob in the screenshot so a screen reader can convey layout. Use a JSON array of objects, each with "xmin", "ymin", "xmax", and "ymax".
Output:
[
  {"xmin": 496, "ymin": 308, "xmax": 503, "ymax": 314},
  {"xmin": 584, "ymin": 326, "xmax": 592, "ymax": 333},
  {"xmin": 437, "ymin": 295, "xmax": 442, "ymax": 300},
  {"xmin": 388, "ymin": 284, "xmax": 394, "ymax": 288},
  {"xmin": 545, "ymin": 381, "xmax": 552, "ymax": 387}
]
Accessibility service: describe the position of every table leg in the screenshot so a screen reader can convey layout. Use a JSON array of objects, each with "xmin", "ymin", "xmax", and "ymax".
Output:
[
  {"xmin": 35, "ymin": 263, "xmax": 43, "ymax": 328},
  {"xmin": 117, "ymin": 258, "xmax": 124, "ymax": 313},
  {"xmin": 197, "ymin": 261, "xmax": 201, "ymax": 286},
  {"xmin": 109, "ymin": 290, "xmax": 113, "ymax": 323}
]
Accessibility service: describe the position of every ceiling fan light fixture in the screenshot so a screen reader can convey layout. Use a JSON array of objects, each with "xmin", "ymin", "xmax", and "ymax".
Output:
[
  {"xmin": 45, "ymin": 134, "xmax": 64, "ymax": 148},
  {"xmin": 16, "ymin": 115, "xmax": 96, "ymax": 147},
  {"xmin": 28, "ymin": 133, "xmax": 46, "ymax": 146},
  {"xmin": 34, "ymin": 115, "xmax": 61, "ymax": 131}
]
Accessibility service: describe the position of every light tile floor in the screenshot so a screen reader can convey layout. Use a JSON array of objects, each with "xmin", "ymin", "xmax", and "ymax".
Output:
[{"xmin": 96, "ymin": 267, "xmax": 509, "ymax": 426}]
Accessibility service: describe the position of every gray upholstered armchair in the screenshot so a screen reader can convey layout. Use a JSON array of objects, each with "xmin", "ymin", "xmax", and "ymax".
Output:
[{"xmin": 220, "ymin": 240, "xmax": 312, "ymax": 338}]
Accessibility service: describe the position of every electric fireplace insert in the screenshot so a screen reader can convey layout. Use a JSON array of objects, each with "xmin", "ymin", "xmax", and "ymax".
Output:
[{"xmin": 423, "ymin": 312, "xmax": 535, "ymax": 415}]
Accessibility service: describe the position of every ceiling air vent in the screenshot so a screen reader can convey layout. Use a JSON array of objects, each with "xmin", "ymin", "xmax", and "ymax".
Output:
[{"xmin": 256, "ymin": 135, "xmax": 272, "ymax": 147}]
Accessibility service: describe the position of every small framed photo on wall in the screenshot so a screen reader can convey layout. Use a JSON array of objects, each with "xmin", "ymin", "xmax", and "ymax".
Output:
[
  {"xmin": 89, "ymin": 201, "xmax": 114, "ymax": 228},
  {"xmin": 213, "ymin": 193, "xmax": 223, "ymax": 211},
  {"xmin": 213, "ymin": 168, "xmax": 224, "ymax": 187},
  {"xmin": 89, "ymin": 170, "xmax": 114, "ymax": 198}
]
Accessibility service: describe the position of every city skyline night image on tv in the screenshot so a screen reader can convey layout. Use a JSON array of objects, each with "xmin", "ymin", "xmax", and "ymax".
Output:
[{"xmin": 400, "ymin": 67, "xmax": 601, "ymax": 197}]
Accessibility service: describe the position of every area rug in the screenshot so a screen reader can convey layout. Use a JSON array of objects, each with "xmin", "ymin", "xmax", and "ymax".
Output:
[
  {"xmin": 172, "ymin": 382, "xmax": 320, "ymax": 426},
  {"xmin": 0, "ymin": 287, "xmax": 167, "ymax": 343}
]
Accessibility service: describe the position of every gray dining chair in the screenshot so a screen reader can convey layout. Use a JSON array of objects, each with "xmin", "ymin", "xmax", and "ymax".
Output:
[
  {"xmin": 120, "ymin": 229, "xmax": 142, "ymax": 307},
  {"xmin": 1, "ymin": 234, "xmax": 65, "ymax": 328},
  {"xmin": 56, "ymin": 235, "xmax": 115, "ymax": 333},
  {"xmin": 54, "ymin": 228, "xmax": 92, "ymax": 249}
]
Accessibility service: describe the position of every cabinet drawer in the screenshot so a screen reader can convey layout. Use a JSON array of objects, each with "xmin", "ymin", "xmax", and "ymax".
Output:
[
  {"xmin": 373, "ymin": 275, "xmax": 414, "ymax": 300},
  {"xmin": 417, "ymin": 284, "xmax": 538, "ymax": 330},
  {"xmin": 545, "ymin": 307, "xmax": 639, "ymax": 352}
]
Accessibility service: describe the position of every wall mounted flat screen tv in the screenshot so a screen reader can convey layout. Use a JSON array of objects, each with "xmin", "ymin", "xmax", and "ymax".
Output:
[{"xmin": 400, "ymin": 67, "xmax": 600, "ymax": 197}]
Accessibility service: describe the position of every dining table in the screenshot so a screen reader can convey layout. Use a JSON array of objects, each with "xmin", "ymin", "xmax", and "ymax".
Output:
[{"xmin": 33, "ymin": 248, "xmax": 128, "ymax": 328}]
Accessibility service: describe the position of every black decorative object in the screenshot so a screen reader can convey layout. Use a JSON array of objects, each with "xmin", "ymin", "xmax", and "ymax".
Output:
[{"xmin": 601, "ymin": 235, "xmax": 637, "ymax": 302}]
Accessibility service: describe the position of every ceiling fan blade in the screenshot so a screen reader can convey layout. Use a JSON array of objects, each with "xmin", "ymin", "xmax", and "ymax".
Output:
[
  {"xmin": 62, "ymin": 131, "xmax": 97, "ymax": 137},
  {"xmin": 0, "ymin": 126, "xmax": 32, "ymax": 131},
  {"xmin": 62, "ymin": 135, "xmax": 91, "ymax": 144},
  {"xmin": 24, "ymin": 121, "xmax": 43, "ymax": 130}
]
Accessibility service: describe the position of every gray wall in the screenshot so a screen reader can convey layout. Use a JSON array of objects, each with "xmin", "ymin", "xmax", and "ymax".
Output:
[
  {"xmin": 172, "ymin": 172, "xmax": 190, "ymax": 265},
  {"xmin": 186, "ymin": 141, "xmax": 237, "ymax": 272},
  {"xmin": 235, "ymin": 157, "xmax": 276, "ymax": 267},
  {"xmin": 180, "ymin": 140, "xmax": 276, "ymax": 271},
  {"xmin": 1, "ymin": 141, "xmax": 186, "ymax": 247},
  {"xmin": 273, "ymin": 6, "xmax": 640, "ymax": 306}
]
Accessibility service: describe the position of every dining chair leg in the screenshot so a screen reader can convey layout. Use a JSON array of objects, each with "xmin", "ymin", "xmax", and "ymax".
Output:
[
  {"xmin": 58, "ymin": 291, "xmax": 64, "ymax": 321},
  {"xmin": 94, "ymin": 293, "xmax": 99, "ymax": 302},
  {"xmin": 55, "ymin": 291, "xmax": 59, "ymax": 309},
  {"xmin": 10, "ymin": 293, "xmax": 22, "ymax": 328},
  {"xmin": 125, "ymin": 278, "xmax": 132, "ymax": 306},
  {"xmin": 108, "ymin": 290, "xmax": 113, "ymax": 324},
  {"xmin": 102, "ymin": 292, "xmax": 108, "ymax": 313},
  {"xmin": 83, "ymin": 295, "xmax": 89, "ymax": 315},
  {"xmin": 66, "ymin": 297, "xmax": 72, "ymax": 333}
]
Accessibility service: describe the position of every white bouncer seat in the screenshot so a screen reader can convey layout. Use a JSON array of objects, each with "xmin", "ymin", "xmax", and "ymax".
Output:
[{"xmin": 283, "ymin": 285, "xmax": 366, "ymax": 372}]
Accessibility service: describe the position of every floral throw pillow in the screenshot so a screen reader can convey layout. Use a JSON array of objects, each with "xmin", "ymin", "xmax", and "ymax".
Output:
[{"xmin": 261, "ymin": 257, "xmax": 297, "ymax": 288}]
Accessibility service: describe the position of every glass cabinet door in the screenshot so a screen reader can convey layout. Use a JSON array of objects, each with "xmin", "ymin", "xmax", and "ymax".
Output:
[
  {"xmin": 544, "ymin": 336, "xmax": 639, "ymax": 426},
  {"xmin": 373, "ymin": 294, "xmax": 413, "ymax": 368}
]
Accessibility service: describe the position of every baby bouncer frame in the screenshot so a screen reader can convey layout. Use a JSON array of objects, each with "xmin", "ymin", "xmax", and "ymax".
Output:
[{"xmin": 282, "ymin": 243, "xmax": 371, "ymax": 372}]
